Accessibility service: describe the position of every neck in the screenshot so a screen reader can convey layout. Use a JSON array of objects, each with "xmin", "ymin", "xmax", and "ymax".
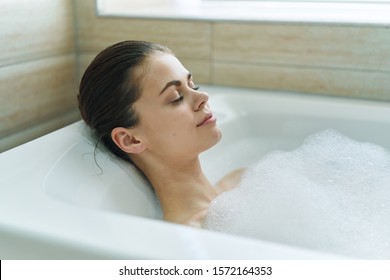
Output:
[{"xmin": 132, "ymin": 155, "xmax": 218, "ymax": 224}]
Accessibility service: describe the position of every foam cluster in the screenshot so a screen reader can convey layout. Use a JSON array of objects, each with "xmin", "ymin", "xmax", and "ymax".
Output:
[{"xmin": 204, "ymin": 130, "xmax": 390, "ymax": 258}]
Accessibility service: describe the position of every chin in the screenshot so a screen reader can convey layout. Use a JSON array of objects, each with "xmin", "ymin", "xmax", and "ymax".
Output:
[
  {"xmin": 215, "ymin": 127, "xmax": 223, "ymax": 143},
  {"xmin": 209, "ymin": 127, "xmax": 223, "ymax": 148},
  {"xmin": 198, "ymin": 126, "xmax": 222, "ymax": 153}
]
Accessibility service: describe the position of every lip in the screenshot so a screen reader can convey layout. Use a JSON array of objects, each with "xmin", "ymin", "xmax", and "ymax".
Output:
[{"xmin": 197, "ymin": 113, "xmax": 216, "ymax": 127}]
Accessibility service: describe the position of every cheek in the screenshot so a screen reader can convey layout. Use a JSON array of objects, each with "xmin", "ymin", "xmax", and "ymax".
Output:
[
  {"xmin": 167, "ymin": 110, "xmax": 194, "ymax": 130},
  {"xmin": 146, "ymin": 114, "xmax": 193, "ymax": 142},
  {"xmin": 141, "ymin": 106, "xmax": 197, "ymax": 145},
  {"xmin": 167, "ymin": 119, "xmax": 194, "ymax": 140}
]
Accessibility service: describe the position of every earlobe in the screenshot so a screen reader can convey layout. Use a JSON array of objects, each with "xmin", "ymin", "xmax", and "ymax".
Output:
[{"xmin": 111, "ymin": 127, "xmax": 145, "ymax": 154}]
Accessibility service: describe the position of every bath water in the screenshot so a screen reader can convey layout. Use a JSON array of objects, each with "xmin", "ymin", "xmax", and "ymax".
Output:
[{"xmin": 204, "ymin": 130, "xmax": 390, "ymax": 258}]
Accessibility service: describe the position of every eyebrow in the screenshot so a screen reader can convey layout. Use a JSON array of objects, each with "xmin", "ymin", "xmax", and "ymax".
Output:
[{"xmin": 159, "ymin": 73, "xmax": 192, "ymax": 95}]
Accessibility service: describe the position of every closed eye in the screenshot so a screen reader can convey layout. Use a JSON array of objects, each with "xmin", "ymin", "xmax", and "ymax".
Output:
[
  {"xmin": 172, "ymin": 86, "xmax": 199, "ymax": 104},
  {"xmin": 171, "ymin": 95, "xmax": 184, "ymax": 104}
]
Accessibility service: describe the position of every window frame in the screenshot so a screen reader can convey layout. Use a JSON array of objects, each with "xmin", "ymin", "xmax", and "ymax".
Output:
[
  {"xmin": 97, "ymin": 0, "xmax": 390, "ymax": 26},
  {"xmin": 202, "ymin": 0, "xmax": 390, "ymax": 2}
]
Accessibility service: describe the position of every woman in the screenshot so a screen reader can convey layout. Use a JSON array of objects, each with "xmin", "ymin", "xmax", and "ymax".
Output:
[{"xmin": 78, "ymin": 40, "xmax": 243, "ymax": 227}]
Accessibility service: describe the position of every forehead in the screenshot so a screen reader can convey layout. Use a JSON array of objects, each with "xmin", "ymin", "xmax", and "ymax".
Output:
[{"xmin": 145, "ymin": 53, "xmax": 188, "ymax": 84}]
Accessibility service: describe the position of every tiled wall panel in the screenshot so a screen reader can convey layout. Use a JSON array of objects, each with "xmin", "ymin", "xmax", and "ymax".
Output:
[
  {"xmin": 213, "ymin": 62, "xmax": 390, "ymax": 100},
  {"xmin": 0, "ymin": 55, "xmax": 78, "ymax": 137},
  {"xmin": 0, "ymin": 0, "xmax": 77, "ymax": 151},
  {"xmin": 0, "ymin": 0, "xmax": 75, "ymax": 66},
  {"xmin": 74, "ymin": 0, "xmax": 211, "ymax": 83},
  {"xmin": 213, "ymin": 23, "xmax": 390, "ymax": 72},
  {"xmin": 212, "ymin": 22, "xmax": 390, "ymax": 98},
  {"xmin": 78, "ymin": 18, "xmax": 211, "ymax": 60}
]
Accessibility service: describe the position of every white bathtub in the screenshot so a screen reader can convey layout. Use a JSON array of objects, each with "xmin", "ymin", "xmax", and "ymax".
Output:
[{"xmin": 1, "ymin": 85, "xmax": 390, "ymax": 259}]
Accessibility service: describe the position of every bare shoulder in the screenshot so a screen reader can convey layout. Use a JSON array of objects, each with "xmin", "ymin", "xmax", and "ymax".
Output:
[
  {"xmin": 215, "ymin": 168, "xmax": 246, "ymax": 194},
  {"xmin": 178, "ymin": 168, "xmax": 246, "ymax": 228}
]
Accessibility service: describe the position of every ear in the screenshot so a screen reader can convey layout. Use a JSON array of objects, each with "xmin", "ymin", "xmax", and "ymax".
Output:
[{"xmin": 111, "ymin": 127, "xmax": 146, "ymax": 154}]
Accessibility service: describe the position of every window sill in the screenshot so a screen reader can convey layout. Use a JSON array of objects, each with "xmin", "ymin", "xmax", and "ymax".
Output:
[{"xmin": 97, "ymin": 0, "xmax": 390, "ymax": 26}]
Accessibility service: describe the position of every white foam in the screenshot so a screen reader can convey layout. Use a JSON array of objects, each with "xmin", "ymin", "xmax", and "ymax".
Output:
[{"xmin": 204, "ymin": 130, "xmax": 390, "ymax": 258}]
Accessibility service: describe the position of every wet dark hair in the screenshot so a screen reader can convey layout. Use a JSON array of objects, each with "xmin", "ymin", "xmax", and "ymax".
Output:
[{"xmin": 78, "ymin": 40, "xmax": 172, "ymax": 163}]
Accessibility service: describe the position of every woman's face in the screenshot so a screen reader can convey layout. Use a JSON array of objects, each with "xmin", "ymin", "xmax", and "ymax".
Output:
[{"xmin": 133, "ymin": 53, "xmax": 222, "ymax": 162}]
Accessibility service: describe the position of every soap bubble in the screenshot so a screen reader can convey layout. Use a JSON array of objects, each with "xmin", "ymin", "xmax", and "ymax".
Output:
[{"xmin": 204, "ymin": 130, "xmax": 390, "ymax": 259}]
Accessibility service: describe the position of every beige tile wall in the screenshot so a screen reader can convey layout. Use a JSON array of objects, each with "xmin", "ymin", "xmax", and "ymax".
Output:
[
  {"xmin": 0, "ymin": 0, "xmax": 79, "ymax": 152},
  {"xmin": 212, "ymin": 23, "xmax": 390, "ymax": 100},
  {"xmin": 75, "ymin": 0, "xmax": 390, "ymax": 102},
  {"xmin": 74, "ymin": 0, "xmax": 212, "ymax": 84}
]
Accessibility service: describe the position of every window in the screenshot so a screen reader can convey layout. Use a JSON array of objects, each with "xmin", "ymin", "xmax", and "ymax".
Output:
[
  {"xmin": 203, "ymin": 0, "xmax": 390, "ymax": 2},
  {"xmin": 97, "ymin": 0, "xmax": 390, "ymax": 25}
]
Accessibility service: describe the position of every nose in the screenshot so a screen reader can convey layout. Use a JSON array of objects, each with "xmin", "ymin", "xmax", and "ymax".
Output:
[{"xmin": 192, "ymin": 89, "xmax": 209, "ymax": 111}]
